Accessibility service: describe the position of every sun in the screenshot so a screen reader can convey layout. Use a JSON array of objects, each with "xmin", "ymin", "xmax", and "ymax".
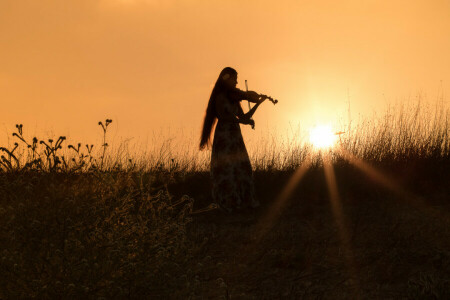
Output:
[{"xmin": 309, "ymin": 124, "xmax": 337, "ymax": 149}]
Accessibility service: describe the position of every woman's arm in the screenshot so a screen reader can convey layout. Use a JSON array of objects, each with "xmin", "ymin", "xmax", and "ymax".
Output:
[
  {"xmin": 236, "ymin": 105, "xmax": 253, "ymax": 125},
  {"xmin": 236, "ymin": 104, "xmax": 245, "ymax": 119},
  {"xmin": 241, "ymin": 98, "xmax": 265, "ymax": 120}
]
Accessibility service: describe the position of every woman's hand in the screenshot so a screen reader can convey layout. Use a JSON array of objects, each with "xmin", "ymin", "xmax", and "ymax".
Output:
[
  {"xmin": 258, "ymin": 94, "xmax": 268, "ymax": 104},
  {"xmin": 240, "ymin": 116, "xmax": 255, "ymax": 127},
  {"xmin": 248, "ymin": 119, "xmax": 255, "ymax": 129}
]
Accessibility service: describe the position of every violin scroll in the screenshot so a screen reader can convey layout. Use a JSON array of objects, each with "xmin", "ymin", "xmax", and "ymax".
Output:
[{"xmin": 260, "ymin": 94, "xmax": 278, "ymax": 105}]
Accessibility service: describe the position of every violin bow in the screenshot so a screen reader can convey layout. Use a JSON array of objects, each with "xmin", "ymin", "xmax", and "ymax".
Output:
[
  {"xmin": 245, "ymin": 80, "xmax": 255, "ymax": 130},
  {"xmin": 245, "ymin": 80, "xmax": 251, "ymax": 111}
]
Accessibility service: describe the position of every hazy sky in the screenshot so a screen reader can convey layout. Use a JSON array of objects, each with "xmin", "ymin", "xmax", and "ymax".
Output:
[{"xmin": 1, "ymin": 0, "xmax": 449, "ymax": 147}]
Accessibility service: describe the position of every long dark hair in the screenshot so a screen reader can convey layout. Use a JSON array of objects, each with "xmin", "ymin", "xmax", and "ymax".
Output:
[{"xmin": 199, "ymin": 67, "xmax": 237, "ymax": 150}]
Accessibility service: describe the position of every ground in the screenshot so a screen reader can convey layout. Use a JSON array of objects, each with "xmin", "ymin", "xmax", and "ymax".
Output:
[{"xmin": 0, "ymin": 162, "xmax": 448, "ymax": 299}]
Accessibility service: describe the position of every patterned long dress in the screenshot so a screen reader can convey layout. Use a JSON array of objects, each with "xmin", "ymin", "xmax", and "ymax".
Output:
[{"xmin": 211, "ymin": 92, "xmax": 258, "ymax": 212}]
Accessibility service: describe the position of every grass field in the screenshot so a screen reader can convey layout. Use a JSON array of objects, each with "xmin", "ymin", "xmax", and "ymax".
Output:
[{"xmin": 1, "ymin": 101, "xmax": 449, "ymax": 298}]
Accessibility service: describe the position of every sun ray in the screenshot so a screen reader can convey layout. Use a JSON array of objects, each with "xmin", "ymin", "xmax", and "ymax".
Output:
[
  {"xmin": 339, "ymin": 149, "xmax": 407, "ymax": 196},
  {"xmin": 323, "ymin": 154, "xmax": 361, "ymax": 298},
  {"xmin": 339, "ymin": 148, "xmax": 450, "ymax": 226},
  {"xmin": 252, "ymin": 157, "xmax": 312, "ymax": 243}
]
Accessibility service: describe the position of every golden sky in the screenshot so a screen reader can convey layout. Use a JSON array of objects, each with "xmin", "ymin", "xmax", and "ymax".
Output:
[{"xmin": 1, "ymin": 0, "xmax": 449, "ymax": 147}]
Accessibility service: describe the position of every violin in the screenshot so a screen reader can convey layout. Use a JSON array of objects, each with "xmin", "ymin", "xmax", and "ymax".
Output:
[{"xmin": 244, "ymin": 80, "xmax": 279, "ymax": 105}]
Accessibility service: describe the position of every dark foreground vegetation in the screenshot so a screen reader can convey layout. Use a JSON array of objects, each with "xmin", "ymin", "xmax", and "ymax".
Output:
[{"xmin": 1, "ymin": 103, "xmax": 449, "ymax": 298}]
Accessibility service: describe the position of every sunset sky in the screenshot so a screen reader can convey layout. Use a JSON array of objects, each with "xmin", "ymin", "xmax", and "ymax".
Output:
[{"xmin": 1, "ymin": 0, "xmax": 449, "ymax": 149}]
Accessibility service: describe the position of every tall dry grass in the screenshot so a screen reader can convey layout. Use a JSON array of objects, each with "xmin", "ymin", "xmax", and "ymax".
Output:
[
  {"xmin": 1, "ymin": 100, "xmax": 448, "ymax": 174},
  {"xmin": 341, "ymin": 100, "xmax": 449, "ymax": 163}
]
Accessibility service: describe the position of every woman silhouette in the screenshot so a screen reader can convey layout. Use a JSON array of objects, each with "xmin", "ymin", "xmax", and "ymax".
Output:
[{"xmin": 200, "ymin": 67, "xmax": 266, "ymax": 212}]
